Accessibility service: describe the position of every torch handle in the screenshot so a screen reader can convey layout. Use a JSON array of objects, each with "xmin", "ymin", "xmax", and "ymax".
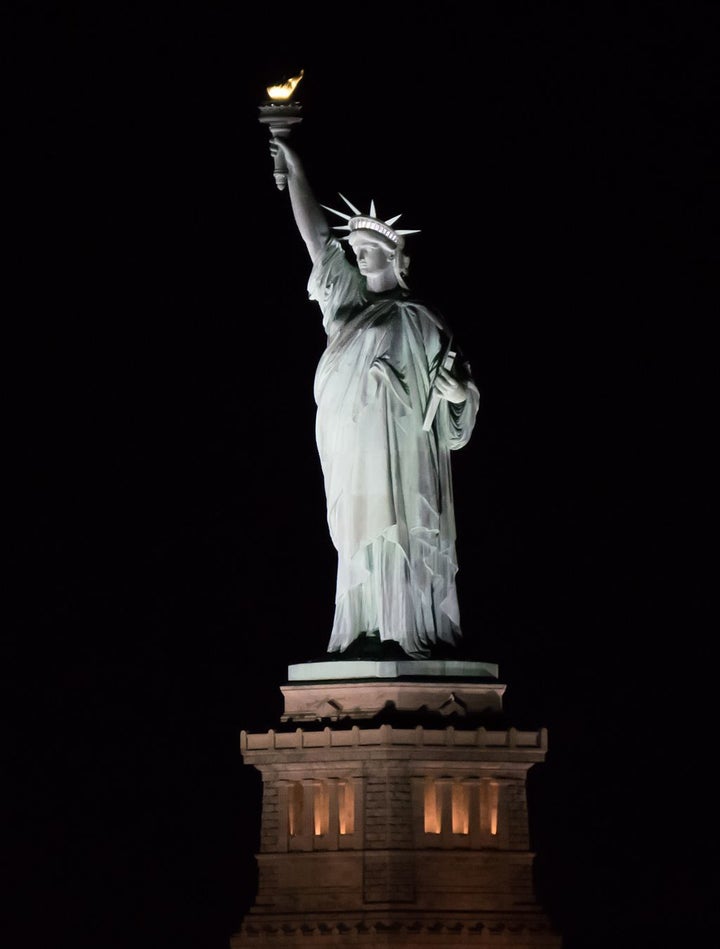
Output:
[
  {"xmin": 259, "ymin": 104, "xmax": 302, "ymax": 192},
  {"xmin": 271, "ymin": 128, "xmax": 291, "ymax": 191}
]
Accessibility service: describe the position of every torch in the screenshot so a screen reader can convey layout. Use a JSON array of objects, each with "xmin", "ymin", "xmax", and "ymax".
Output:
[{"xmin": 258, "ymin": 69, "xmax": 304, "ymax": 191}]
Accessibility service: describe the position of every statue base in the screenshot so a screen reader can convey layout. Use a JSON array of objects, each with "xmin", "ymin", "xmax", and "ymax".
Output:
[{"xmin": 282, "ymin": 658, "xmax": 504, "ymax": 722}]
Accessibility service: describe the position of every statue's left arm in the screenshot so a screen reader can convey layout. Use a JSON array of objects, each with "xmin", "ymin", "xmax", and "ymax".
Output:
[
  {"xmin": 395, "ymin": 303, "xmax": 480, "ymax": 449},
  {"xmin": 436, "ymin": 357, "xmax": 480, "ymax": 450}
]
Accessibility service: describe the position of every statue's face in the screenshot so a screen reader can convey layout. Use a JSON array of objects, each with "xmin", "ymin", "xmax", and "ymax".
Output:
[{"xmin": 349, "ymin": 231, "xmax": 395, "ymax": 280}]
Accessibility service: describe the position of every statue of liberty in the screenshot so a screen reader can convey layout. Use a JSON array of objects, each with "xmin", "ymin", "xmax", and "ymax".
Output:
[{"xmin": 270, "ymin": 135, "xmax": 480, "ymax": 660}]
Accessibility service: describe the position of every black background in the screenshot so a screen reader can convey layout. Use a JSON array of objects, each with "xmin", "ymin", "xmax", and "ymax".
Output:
[{"xmin": 7, "ymin": 2, "xmax": 718, "ymax": 948}]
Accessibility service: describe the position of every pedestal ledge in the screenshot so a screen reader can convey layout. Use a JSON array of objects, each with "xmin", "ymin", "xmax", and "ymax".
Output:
[
  {"xmin": 288, "ymin": 658, "xmax": 499, "ymax": 682},
  {"xmin": 281, "ymin": 660, "xmax": 505, "ymax": 722}
]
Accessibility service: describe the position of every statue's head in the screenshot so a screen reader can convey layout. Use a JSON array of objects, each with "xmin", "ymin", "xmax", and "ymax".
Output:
[
  {"xmin": 349, "ymin": 228, "xmax": 411, "ymax": 289},
  {"xmin": 321, "ymin": 195, "xmax": 419, "ymax": 290}
]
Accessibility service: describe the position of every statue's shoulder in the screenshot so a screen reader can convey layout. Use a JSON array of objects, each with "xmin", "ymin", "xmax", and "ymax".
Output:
[
  {"xmin": 319, "ymin": 236, "xmax": 350, "ymax": 269},
  {"xmin": 311, "ymin": 238, "xmax": 361, "ymax": 298},
  {"xmin": 401, "ymin": 296, "xmax": 453, "ymax": 339}
]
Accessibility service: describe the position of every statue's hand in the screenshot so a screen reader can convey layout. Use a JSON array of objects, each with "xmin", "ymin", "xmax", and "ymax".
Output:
[
  {"xmin": 434, "ymin": 366, "xmax": 467, "ymax": 404},
  {"xmin": 269, "ymin": 135, "xmax": 299, "ymax": 174}
]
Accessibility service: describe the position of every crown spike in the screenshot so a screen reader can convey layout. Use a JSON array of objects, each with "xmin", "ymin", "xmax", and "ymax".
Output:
[
  {"xmin": 384, "ymin": 213, "xmax": 402, "ymax": 227},
  {"xmin": 369, "ymin": 199, "xmax": 377, "ymax": 218},
  {"xmin": 339, "ymin": 193, "xmax": 362, "ymax": 215},
  {"xmin": 321, "ymin": 204, "xmax": 352, "ymax": 222}
]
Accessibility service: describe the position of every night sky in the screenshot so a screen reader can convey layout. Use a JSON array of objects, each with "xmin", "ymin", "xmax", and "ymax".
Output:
[{"xmin": 8, "ymin": 3, "xmax": 718, "ymax": 948}]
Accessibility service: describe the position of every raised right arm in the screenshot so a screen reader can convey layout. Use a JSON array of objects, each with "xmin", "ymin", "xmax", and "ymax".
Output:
[{"xmin": 270, "ymin": 137, "xmax": 330, "ymax": 264}]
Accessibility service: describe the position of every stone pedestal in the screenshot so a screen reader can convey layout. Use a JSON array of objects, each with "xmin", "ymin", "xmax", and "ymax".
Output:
[
  {"xmin": 230, "ymin": 662, "xmax": 560, "ymax": 948},
  {"xmin": 281, "ymin": 659, "xmax": 505, "ymax": 722}
]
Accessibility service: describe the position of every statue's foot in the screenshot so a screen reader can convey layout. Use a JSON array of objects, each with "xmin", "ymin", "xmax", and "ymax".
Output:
[
  {"xmin": 332, "ymin": 631, "xmax": 412, "ymax": 661},
  {"xmin": 325, "ymin": 632, "xmax": 466, "ymax": 662}
]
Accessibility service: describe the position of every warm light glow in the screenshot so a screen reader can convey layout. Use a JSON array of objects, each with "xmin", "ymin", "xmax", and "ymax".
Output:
[
  {"xmin": 266, "ymin": 68, "xmax": 304, "ymax": 102},
  {"xmin": 489, "ymin": 781, "xmax": 499, "ymax": 835},
  {"xmin": 313, "ymin": 781, "xmax": 329, "ymax": 836},
  {"xmin": 424, "ymin": 778, "xmax": 441, "ymax": 834},
  {"xmin": 452, "ymin": 781, "xmax": 470, "ymax": 834},
  {"xmin": 288, "ymin": 782, "xmax": 303, "ymax": 837},
  {"xmin": 338, "ymin": 780, "xmax": 355, "ymax": 835},
  {"xmin": 480, "ymin": 779, "xmax": 499, "ymax": 836}
]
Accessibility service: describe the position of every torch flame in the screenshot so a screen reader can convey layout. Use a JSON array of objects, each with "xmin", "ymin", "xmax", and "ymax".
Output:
[{"xmin": 266, "ymin": 68, "xmax": 304, "ymax": 102}]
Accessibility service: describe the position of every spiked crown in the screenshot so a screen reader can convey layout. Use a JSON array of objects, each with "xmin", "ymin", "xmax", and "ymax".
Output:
[{"xmin": 321, "ymin": 194, "xmax": 420, "ymax": 247}]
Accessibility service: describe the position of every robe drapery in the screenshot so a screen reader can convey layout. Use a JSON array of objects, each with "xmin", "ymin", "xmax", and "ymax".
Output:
[{"xmin": 308, "ymin": 239, "xmax": 479, "ymax": 658}]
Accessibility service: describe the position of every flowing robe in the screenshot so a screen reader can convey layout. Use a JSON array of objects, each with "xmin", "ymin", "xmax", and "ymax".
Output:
[{"xmin": 308, "ymin": 239, "xmax": 479, "ymax": 658}]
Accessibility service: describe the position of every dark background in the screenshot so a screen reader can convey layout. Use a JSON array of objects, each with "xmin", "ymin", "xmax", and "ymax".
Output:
[{"xmin": 7, "ymin": 2, "xmax": 718, "ymax": 948}]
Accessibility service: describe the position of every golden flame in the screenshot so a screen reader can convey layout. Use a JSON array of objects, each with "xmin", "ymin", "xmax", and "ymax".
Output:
[{"xmin": 266, "ymin": 68, "xmax": 304, "ymax": 102}]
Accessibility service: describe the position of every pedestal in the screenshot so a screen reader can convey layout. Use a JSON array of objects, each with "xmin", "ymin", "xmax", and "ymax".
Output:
[
  {"xmin": 282, "ymin": 659, "xmax": 505, "ymax": 721},
  {"xmin": 230, "ymin": 662, "xmax": 560, "ymax": 948}
]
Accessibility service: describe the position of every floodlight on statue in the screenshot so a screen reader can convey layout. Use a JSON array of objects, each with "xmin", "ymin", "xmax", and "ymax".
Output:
[{"xmin": 258, "ymin": 68, "xmax": 304, "ymax": 190}]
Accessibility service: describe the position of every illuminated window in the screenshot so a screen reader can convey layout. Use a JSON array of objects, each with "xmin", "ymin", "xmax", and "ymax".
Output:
[
  {"xmin": 288, "ymin": 782, "xmax": 303, "ymax": 837},
  {"xmin": 424, "ymin": 777, "xmax": 441, "ymax": 834},
  {"xmin": 419, "ymin": 777, "xmax": 500, "ymax": 843},
  {"xmin": 479, "ymin": 778, "xmax": 499, "ymax": 836},
  {"xmin": 451, "ymin": 780, "xmax": 470, "ymax": 835},
  {"xmin": 288, "ymin": 778, "xmax": 359, "ymax": 844},
  {"xmin": 425, "ymin": 778, "xmax": 469, "ymax": 835},
  {"xmin": 313, "ymin": 781, "xmax": 329, "ymax": 836},
  {"xmin": 338, "ymin": 780, "xmax": 355, "ymax": 835}
]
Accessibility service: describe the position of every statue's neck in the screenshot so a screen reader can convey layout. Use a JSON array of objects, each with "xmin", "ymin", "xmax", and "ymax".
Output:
[{"xmin": 365, "ymin": 271, "xmax": 398, "ymax": 293}]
